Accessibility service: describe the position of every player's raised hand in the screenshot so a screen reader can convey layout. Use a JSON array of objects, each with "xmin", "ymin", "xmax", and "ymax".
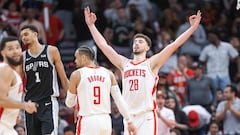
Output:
[
  {"xmin": 128, "ymin": 122, "xmax": 137, "ymax": 135},
  {"xmin": 84, "ymin": 6, "xmax": 97, "ymax": 26},
  {"xmin": 24, "ymin": 100, "xmax": 37, "ymax": 113},
  {"xmin": 189, "ymin": 10, "xmax": 202, "ymax": 29}
]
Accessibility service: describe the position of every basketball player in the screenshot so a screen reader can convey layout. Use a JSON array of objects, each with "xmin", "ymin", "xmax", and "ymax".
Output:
[
  {"xmin": 0, "ymin": 36, "xmax": 37, "ymax": 135},
  {"xmin": 20, "ymin": 25, "xmax": 69, "ymax": 135},
  {"xmin": 84, "ymin": 7, "xmax": 201, "ymax": 135},
  {"xmin": 65, "ymin": 46, "xmax": 136, "ymax": 135}
]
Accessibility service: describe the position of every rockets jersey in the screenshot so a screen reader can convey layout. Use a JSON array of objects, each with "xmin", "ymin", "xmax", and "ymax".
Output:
[
  {"xmin": 122, "ymin": 59, "xmax": 158, "ymax": 115},
  {"xmin": 0, "ymin": 64, "xmax": 23, "ymax": 128},
  {"xmin": 77, "ymin": 66, "xmax": 112, "ymax": 116},
  {"xmin": 23, "ymin": 45, "xmax": 59, "ymax": 101}
]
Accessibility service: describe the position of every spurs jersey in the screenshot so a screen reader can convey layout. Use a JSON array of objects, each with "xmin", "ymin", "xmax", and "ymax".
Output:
[
  {"xmin": 122, "ymin": 59, "xmax": 158, "ymax": 115},
  {"xmin": 0, "ymin": 64, "xmax": 23, "ymax": 129},
  {"xmin": 77, "ymin": 66, "xmax": 112, "ymax": 116},
  {"xmin": 23, "ymin": 45, "xmax": 59, "ymax": 101}
]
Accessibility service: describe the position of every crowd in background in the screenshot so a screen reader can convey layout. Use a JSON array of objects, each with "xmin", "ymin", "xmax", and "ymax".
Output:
[{"xmin": 0, "ymin": 0, "xmax": 240, "ymax": 135}]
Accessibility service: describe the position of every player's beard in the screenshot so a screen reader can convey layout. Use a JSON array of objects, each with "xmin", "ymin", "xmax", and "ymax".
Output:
[{"xmin": 6, "ymin": 55, "xmax": 23, "ymax": 66}]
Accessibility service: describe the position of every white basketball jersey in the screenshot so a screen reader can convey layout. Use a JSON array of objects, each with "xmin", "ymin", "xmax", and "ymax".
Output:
[
  {"xmin": 77, "ymin": 66, "xmax": 112, "ymax": 116},
  {"xmin": 122, "ymin": 59, "xmax": 158, "ymax": 115},
  {"xmin": 0, "ymin": 66, "xmax": 23, "ymax": 129}
]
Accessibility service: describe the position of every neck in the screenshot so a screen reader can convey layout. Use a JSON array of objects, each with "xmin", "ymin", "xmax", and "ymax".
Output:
[
  {"xmin": 195, "ymin": 74, "xmax": 202, "ymax": 80},
  {"xmin": 85, "ymin": 61, "xmax": 96, "ymax": 67},
  {"xmin": 28, "ymin": 42, "xmax": 43, "ymax": 55},
  {"xmin": 230, "ymin": 96, "xmax": 236, "ymax": 102},
  {"xmin": 133, "ymin": 53, "xmax": 146, "ymax": 63}
]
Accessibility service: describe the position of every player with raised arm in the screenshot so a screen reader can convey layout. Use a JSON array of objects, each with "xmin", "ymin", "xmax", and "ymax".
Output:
[{"xmin": 85, "ymin": 7, "xmax": 201, "ymax": 135}]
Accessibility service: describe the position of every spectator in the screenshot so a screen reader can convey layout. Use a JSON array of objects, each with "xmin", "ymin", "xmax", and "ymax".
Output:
[
  {"xmin": 14, "ymin": 124, "xmax": 26, "ymax": 135},
  {"xmin": 167, "ymin": 55, "xmax": 194, "ymax": 106},
  {"xmin": 183, "ymin": 105, "xmax": 212, "ymax": 135},
  {"xmin": 229, "ymin": 36, "xmax": 240, "ymax": 84},
  {"xmin": 170, "ymin": 128, "xmax": 181, "ymax": 135},
  {"xmin": 156, "ymin": 90, "xmax": 176, "ymax": 135},
  {"xmin": 215, "ymin": 84, "xmax": 240, "ymax": 135},
  {"xmin": 58, "ymin": 117, "xmax": 69, "ymax": 135},
  {"xmin": 157, "ymin": 72, "xmax": 177, "ymax": 100},
  {"xmin": 186, "ymin": 61, "xmax": 216, "ymax": 113},
  {"xmin": 206, "ymin": 121, "xmax": 223, "ymax": 135},
  {"xmin": 54, "ymin": 0, "xmax": 74, "ymax": 39},
  {"xmin": 199, "ymin": 31, "xmax": 239, "ymax": 91},
  {"xmin": 19, "ymin": 7, "xmax": 46, "ymax": 44},
  {"xmin": 2, "ymin": 1, "xmax": 21, "ymax": 35},
  {"xmin": 176, "ymin": 10, "xmax": 207, "ymax": 61},
  {"xmin": 103, "ymin": 0, "xmax": 123, "ymax": 24},
  {"xmin": 112, "ymin": 6, "xmax": 134, "ymax": 58},
  {"xmin": 126, "ymin": 0, "xmax": 153, "ymax": 23},
  {"xmin": 39, "ymin": 6, "xmax": 64, "ymax": 46},
  {"xmin": 0, "ymin": 15, "xmax": 8, "ymax": 43},
  {"xmin": 63, "ymin": 125, "xmax": 75, "ymax": 135},
  {"xmin": 215, "ymin": 88, "xmax": 224, "ymax": 108},
  {"xmin": 167, "ymin": 96, "xmax": 189, "ymax": 135},
  {"xmin": 110, "ymin": 100, "xmax": 124, "ymax": 135}
]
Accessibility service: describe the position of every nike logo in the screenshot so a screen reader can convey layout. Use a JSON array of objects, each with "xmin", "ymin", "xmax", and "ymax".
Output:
[
  {"xmin": 26, "ymin": 57, "xmax": 31, "ymax": 61},
  {"xmin": 45, "ymin": 102, "xmax": 51, "ymax": 106}
]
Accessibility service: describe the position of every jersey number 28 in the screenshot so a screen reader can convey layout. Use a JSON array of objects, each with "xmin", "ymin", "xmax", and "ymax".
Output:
[{"xmin": 129, "ymin": 79, "xmax": 139, "ymax": 91}]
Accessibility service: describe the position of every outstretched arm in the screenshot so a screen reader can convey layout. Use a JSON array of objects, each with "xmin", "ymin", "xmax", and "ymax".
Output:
[
  {"xmin": 84, "ymin": 7, "xmax": 127, "ymax": 70},
  {"xmin": 150, "ymin": 10, "xmax": 202, "ymax": 74}
]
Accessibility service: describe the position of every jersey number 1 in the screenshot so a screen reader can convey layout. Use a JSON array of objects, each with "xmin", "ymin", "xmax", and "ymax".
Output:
[
  {"xmin": 93, "ymin": 86, "xmax": 100, "ymax": 104},
  {"xmin": 35, "ymin": 72, "xmax": 41, "ymax": 82}
]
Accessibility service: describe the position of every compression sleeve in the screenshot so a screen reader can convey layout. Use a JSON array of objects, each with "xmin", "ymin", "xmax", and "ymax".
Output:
[
  {"xmin": 110, "ymin": 85, "xmax": 132, "ymax": 123},
  {"xmin": 65, "ymin": 91, "xmax": 77, "ymax": 108}
]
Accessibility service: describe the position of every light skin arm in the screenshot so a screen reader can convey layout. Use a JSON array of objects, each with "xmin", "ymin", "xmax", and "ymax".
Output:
[
  {"xmin": 68, "ymin": 70, "xmax": 80, "ymax": 95},
  {"xmin": 229, "ymin": 101, "xmax": 240, "ymax": 118},
  {"xmin": 175, "ymin": 122, "xmax": 189, "ymax": 130},
  {"xmin": 109, "ymin": 71, "xmax": 136, "ymax": 135},
  {"xmin": 49, "ymin": 46, "xmax": 69, "ymax": 91},
  {"xmin": 84, "ymin": 7, "xmax": 127, "ymax": 70},
  {"xmin": 156, "ymin": 109, "xmax": 176, "ymax": 129},
  {"xmin": 215, "ymin": 102, "xmax": 228, "ymax": 122},
  {"xmin": 149, "ymin": 11, "xmax": 202, "ymax": 74},
  {"xmin": 0, "ymin": 65, "xmax": 37, "ymax": 113}
]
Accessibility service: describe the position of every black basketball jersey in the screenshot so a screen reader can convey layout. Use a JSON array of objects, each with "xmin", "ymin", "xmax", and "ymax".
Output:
[{"xmin": 23, "ymin": 45, "xmax": 59, "ymax": 101}]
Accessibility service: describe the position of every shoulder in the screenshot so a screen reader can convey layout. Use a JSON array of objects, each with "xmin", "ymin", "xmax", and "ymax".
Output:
[
  {"xmin": 0, "ymin": 63, "xmax": 14, "ymax": 78},
  {"xmin": 217, "ymin": 100, "xmax": 225, "ymax": 107},
  {"xmin": 104, "ymin": 67, "xmax": 114, "ymax": 76},
  {"xmin": 47, "ymin": 45, "xmax": 59, "ymax": 52},
  {"xmin": 220, "ymin": 41, "xmax": 232, "ymax": 47},
  {"xmin": 70, "ymin": 69, "xmax": 81, "ymax": 81},
  {"xmin": 47, "ymin": 45, "xmax": 60, "ymax": 57},
  {"xmin": 202, "ymin": 44, "xmax": 213, "ymax": 51}
]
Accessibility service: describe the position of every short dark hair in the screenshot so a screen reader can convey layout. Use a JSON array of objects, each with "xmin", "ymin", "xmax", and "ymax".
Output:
[
  {"xmin": 20, "ymin": 25, "xmax": 39, "ymax": 33},
  {"xmin": 0, "ymin": 36, "xmax": 19, "ymax": 51},
  {"xmin": 63, "ymin": 125, "xmax": 75, "ymax": 133},
  {"xmin": 77, "ymin": 46, "xmax": 95, "ymax": 60},
  {"xmin": 14, "ymin": 124, "xmax": 25, "ymax": 131},
  {"xmin": 226, "ymin": 84, "xmax": 238, "ymax": 96},
  {"xmin": 133, "ymin": 33, "xmax": 152, "ymax": 48}
]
